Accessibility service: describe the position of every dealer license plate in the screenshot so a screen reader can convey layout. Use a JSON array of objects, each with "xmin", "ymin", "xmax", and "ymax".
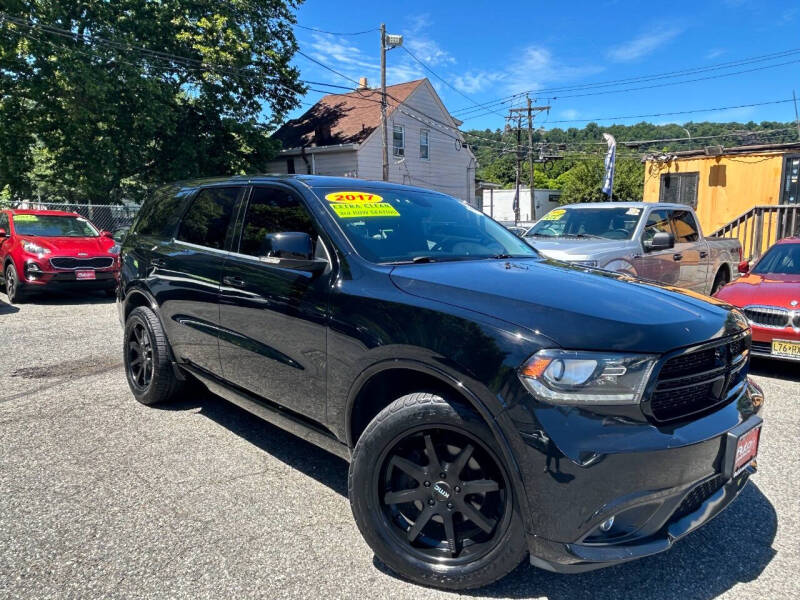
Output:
[
  {"xmin": 771, "ymin": 339, "xmax": 800, "ymax": 358},
  {"xmin": 75, "ymin": 270, "xmax": 96, "ymax": 280},
  {"xmin": 733, "ymin": 425, "xmax": 760, "ymax": 477}
]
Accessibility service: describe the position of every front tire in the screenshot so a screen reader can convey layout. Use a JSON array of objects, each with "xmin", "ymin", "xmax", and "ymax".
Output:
[
  {"xmin": 5, "ymin": 262, "xmax": 26, "ymax": 304},
  {"xmin": 123, "ymin": 306, "xmax": 183, "ymax": 405},
  {"xmin": 349, "ymin": 393, "xmax": 527, "ymax": 590}
]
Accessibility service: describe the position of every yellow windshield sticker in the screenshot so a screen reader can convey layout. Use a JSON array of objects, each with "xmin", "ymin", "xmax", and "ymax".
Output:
[
  {"xmin": 325, "ymin": 191, "xmax": 384, "ymax": 203},
  {"xmin": 330, "ymin": 202, "xmax": 400, "ymax": 218},
  {"xmin": 12, "ymin": 214, "xmax": 38, "ymax": 222},
  {"xmin": 541, "ymin": 209, "xmax": 566, "ymax": 221}
]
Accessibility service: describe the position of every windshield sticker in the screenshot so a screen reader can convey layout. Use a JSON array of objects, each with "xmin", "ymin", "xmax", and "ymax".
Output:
[
  {"xmin": 625, "ymin": 208, "xmax": 641, "ymax": 215},
  {"xmin": 12, "ymin": 214, "xmax": 38, "ymax": 222},
  {"xmin": 330, "ymin": 203, "xmax": 400, "ymax": 218},
  {"xmin": 541, "ymin": 209, "xmax": 566, "ymax": 221},
  {"xmin": 325, "ymin": 191, "xmax": 384, "ymax": 203}
]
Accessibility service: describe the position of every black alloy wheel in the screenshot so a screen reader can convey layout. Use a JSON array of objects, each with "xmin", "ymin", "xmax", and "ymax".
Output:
[
  {"xmin": 127, "ymin": 321, "xmax": 154, "ymax": 391},
  {"xmin": 123, "ymin": 306, "xmax": 183, "ymax": 405},
  {"xmin": 349, "ymin": 393, "xmax": 527, "ymax": 590},
  {"xmin": 5, "ymin": 263, "xmax": 25, "ymax": 303},
  {"xmin": 378, "ymin": 427, "xmax": 510, "ymax": 563}
]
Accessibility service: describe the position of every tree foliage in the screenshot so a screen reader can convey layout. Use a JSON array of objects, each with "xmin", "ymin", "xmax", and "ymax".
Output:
[
  {"xmin": 0, "ymin": 0, "xmax": 305, "ymax": 204},
  {"xmin": 469, "ymin": 119, "xmax": 797, "ymax": 203}
]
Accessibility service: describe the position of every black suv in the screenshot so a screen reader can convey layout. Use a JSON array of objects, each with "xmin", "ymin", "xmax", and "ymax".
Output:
[{"xmin": 119, "ymin": 175, "xmax": 764, "ymax": 590}]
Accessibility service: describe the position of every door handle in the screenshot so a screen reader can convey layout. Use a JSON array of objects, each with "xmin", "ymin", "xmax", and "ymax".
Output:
[
  {"xmin": 699, "ymin": 251, "xmax": 708, "ymax": 258},
  {"xmin": 673, "ymin": 253, "xmax": 683, "ymax": 261},
  {"xmin": 223, "ymin": 275, "xmax": 246, "ymax": 288}
]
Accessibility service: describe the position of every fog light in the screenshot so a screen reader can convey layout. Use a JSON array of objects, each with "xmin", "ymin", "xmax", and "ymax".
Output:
[{"xmin": 599, "ymin": 516, "xmax": 615, "ymax": 532}]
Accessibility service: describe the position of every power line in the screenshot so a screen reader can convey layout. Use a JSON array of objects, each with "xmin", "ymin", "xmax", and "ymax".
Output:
[
  {"xmin": 544, "ymin": 98, "xmax": 796, "ymax": 124},
  {"xmin": 399, "ymin": 45, "xmax": 507, "ymax": 119},
  {"xmin": 450, "ymin": 45, "xmax": 800, "ymax": 115},
  {"xmin": 294, "ymin": 23, "xmax": 379, "ymax": 36}
]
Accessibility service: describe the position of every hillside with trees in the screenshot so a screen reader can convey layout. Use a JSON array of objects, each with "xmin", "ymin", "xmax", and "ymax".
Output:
[{"xmin": 466, "ymin": 120, "xmax": 798, "ymax": 204}]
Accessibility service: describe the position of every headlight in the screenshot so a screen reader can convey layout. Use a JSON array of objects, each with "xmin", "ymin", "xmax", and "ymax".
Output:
[
  {"xmin": 518, "ymin": 349, "xmax": 657, "ymax": 405},
  {"xmin": 21, "ymin": 241, "xmax": 51, "ymax": 257},
  {"xmin": 108, "ymin": 243, "xmax": 121, "ymax": 255}
]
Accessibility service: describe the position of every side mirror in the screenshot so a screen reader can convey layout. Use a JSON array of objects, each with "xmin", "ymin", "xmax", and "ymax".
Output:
[
  {"xmin": 738, "ymin": 260, "xmax": 750, "ymax": 274},
  {"xmin": 262, "ymin": 232, "xmax": 314, "ymax": 260},
  {"xmin": 644, "ymin": 231, "xmax": 674, "ymax": 252},
  {"xmin": 0, "ymin": 228, "xmax": 7, "ymax": 238}
]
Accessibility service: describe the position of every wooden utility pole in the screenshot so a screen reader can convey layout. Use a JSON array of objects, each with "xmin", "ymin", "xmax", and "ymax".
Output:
[
  {"xmin": 380, "ymin": 23, "xmax": 389, "ymax": 181},
  {"xmin": 508, "ymin": 99, "xmax": 550, "ymax": 222}
]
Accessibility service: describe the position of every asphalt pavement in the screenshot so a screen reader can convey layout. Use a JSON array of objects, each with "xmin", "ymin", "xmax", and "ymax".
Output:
[{"xmin": 0, "ymin": 291, "xmax": 798, "ymax": 599}]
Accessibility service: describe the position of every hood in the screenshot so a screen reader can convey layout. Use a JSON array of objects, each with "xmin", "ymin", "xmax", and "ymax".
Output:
[
  {"xmin": 20, "ymin": 235, "xmax": 114, "ymax": 256},
  {"xmin": 527, "ymin": 238, "xmax": 630, "ymax": 261},
  {"xmin": 390, "ymin": 258, "xmax": 746, "ymax": 354},
  {"xmin": 715, "ymin": 272, "xmax": 800, "ymax": 309}
]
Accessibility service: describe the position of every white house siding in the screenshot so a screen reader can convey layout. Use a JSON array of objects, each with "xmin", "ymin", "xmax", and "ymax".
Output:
[
  {"xmin": 357, "ymin": 81, "xmax": 475, "ymax": 201},
  {"xmin": 264, "ymin": 149, "xmax": 358, "ymax": 177}
]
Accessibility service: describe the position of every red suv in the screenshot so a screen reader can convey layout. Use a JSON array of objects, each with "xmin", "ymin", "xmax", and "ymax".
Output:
[{"xmin": 0, "ymin": 209, "xmax": 120, "ymax": 303}]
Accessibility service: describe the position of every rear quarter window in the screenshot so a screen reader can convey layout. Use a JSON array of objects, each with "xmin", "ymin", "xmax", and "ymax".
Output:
[{"xmin": 133, "ymin": 184, "xmax": 192, "ymax": 238}]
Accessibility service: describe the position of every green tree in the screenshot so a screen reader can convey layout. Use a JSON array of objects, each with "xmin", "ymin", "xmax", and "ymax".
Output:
[
  {"xmin": 557, "ymin": 157, "xmax": 644, "ymax": 204},
  {"xmin": 0, "ymin": 1, "xmax": 305, "ymax": 204}
]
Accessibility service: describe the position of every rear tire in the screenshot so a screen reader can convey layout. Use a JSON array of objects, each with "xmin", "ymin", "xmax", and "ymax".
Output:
[
  {"xmin": 123, "ymin": 306, "xmax": 183, "ymax": 405},
  {"xmin": 5, "ymin": 263, "xmax": 26, "ymax": 304},
  {"xmin": 349, "ymin": 393, "xmax": 527, "ymax": 590},
  {"xmin": 711, "ymin": 268, "xmax": 730, "ymax": 295}
]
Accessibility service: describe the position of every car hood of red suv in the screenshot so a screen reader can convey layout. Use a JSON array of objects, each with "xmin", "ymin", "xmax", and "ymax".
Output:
[
  {"xmin": 19, "ymin": 235, "xmax": 115, "ymax": 256},
  {"xmin": 715, "ymin": 272, "xmax": 800, "ymax": 308}
]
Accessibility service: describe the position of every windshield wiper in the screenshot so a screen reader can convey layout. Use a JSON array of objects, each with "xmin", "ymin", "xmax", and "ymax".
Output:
[{"xmin": 572, "ymin": 233, "xmax": 605, "ymax": 240}]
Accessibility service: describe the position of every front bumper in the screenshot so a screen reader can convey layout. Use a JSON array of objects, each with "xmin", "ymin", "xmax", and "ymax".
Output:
[
  {"xmin": 19, "ymin": 256, "xmax": 119, "ymax": 293},
  {"xmin": 504, "ymin": 377, "xmax": 764, "ymax": 573},
  {"xmin": 750, "ymin": 326, "xmax": 800, "ymax": 361}
]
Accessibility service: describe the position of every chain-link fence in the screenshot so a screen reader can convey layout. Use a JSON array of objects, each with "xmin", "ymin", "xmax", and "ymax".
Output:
[{"xmin": 10, "ymin": 202, "xmax": 140, "ymax": 233}]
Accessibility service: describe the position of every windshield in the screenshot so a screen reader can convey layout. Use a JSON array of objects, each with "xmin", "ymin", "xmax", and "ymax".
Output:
[
  {"xmin": 12, "ymin": 214, "xmax": 99, "ymax": 237},
  {"xmin": 313, "ymin": 187, "xmax": 537, "ymax": 263},
  {"xmin": 752, "ymin": 243, "xmax": 800, "ymax": 275},
  {"xmin": 527, "ymin": 206, "xmax": 643, "ymax": 240}
]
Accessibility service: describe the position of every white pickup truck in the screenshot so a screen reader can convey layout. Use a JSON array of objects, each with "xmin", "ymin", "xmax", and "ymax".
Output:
[{"xmin": 525, "ymin": 202, "xmax": 742, "ymax": 296}]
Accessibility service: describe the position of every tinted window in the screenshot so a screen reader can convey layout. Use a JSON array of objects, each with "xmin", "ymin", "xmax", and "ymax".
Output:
[
  {"xmin": 670, "ymin": 210, "xmax": 699, "ymax": 243},
  {"xmin": 239, "ymin": 187, "xmax": 317, "ymax": 257},
  {"xmin": 0, "ymin": 213, "xmax": 8, "ymax": 232},
  {"xmin": 136, "ymin": 184, "xmax": 191, "ymax": 237},
  {"xmin": 642, "ymin": 209, "xmax": 672, "ymax": 244},
  {"xmin": 11, "ymin": 215, "xmax": 98, "ymax": 237},
  {"xmin": 314, "ymin": 186, "xmax": 536, "ymax": 263},
  {"xmin": 177, "ymin": 187, "xmax": 240, "ymax": 249},
  {"xmin": 752, "ymin": 243, "xmax": 800, "ymax": 275}
]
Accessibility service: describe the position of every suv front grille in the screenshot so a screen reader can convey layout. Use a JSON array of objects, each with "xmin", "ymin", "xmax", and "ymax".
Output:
[
  {"xmin": 743, "ymin": 305, "xmax": 790, "ymax": 329},
  {"xmin": 648, "ymin": 335, "xmax": 750, "ymax": 423},
  {"xmin": 50, "ymin": 257, "xmax": 114, "ymax": 270}
]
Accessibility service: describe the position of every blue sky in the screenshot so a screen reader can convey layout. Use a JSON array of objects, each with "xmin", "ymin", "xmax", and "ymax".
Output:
[{"xmin": 289, "ymin": 0, "xmax": 800, "ymax": 131}]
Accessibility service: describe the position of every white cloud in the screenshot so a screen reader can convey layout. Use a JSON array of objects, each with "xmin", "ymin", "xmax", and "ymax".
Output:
[
  {"xmin": 452, "ymin": 71, "xmax": 503, "ymax": 93},
  {"xmin": 561, "ymin": 109, "xmax": 580, "ymax": 120},
  {"xmin": 606, "ymin": 27, "xmax": 684, "ymax": 62},
  {"xmin": 705, "ymin": 48, "xmax": 725, "ymax": 60},
  {"xmin": 501, "ymin": 46, "xmax": 602, "ymax": 95},
  {"xmin": 405, "ymin": 37, "xmax": 455, "ymax": 66},
  {"xmin": 406, "ymin": 13, "xmax": 432, "ymax": 34}
]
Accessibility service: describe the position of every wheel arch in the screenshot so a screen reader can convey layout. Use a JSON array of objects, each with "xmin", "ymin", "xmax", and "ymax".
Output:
[{"xmin": 345, "ymin": 360, "xmax": 534, "ymax": 532}]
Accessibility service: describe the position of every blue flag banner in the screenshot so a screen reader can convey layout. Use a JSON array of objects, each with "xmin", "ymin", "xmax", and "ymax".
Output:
[{"xmin": 602, "ymin": 133, "xmax": 616, "ymax": 198}]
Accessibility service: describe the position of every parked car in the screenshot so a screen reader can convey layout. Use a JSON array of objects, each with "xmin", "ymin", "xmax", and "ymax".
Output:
[
  {"xmin": 505, "ymin": 225, "xmax": 528, "ymax": 237},
  {"xmin": 119, "ymin": 176, "xmax": 763, "ymax": 590},
  {"xmin": 0, "ymin": 209, "xmax": 120, "ymax": 303},
  {"xmin": 715, "ymin": 236, "xmax": 800, "ymax": 361},
  {"xmin": 526, "ymin": 202, "xmax": 741, "ymax": 295}
]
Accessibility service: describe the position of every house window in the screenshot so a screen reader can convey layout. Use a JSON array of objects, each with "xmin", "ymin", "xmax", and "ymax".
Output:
[
  {"xmin": 781, "ymin": 155, "xmax": 799, "ymax": 204},
  {"xmin": 659, "ymin": 172, "xmax": 699, "ymax": 208},
  {"xmin": 419, "ymin": 129, "xmax": 429, "ymax": 160},
  {"xmin": 286, "ymin": 158, "xmax": 295, "ymax": 174},
  {"xmin": 392, "ymin": 125, "xmax": 404, "ymax": 157}
]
